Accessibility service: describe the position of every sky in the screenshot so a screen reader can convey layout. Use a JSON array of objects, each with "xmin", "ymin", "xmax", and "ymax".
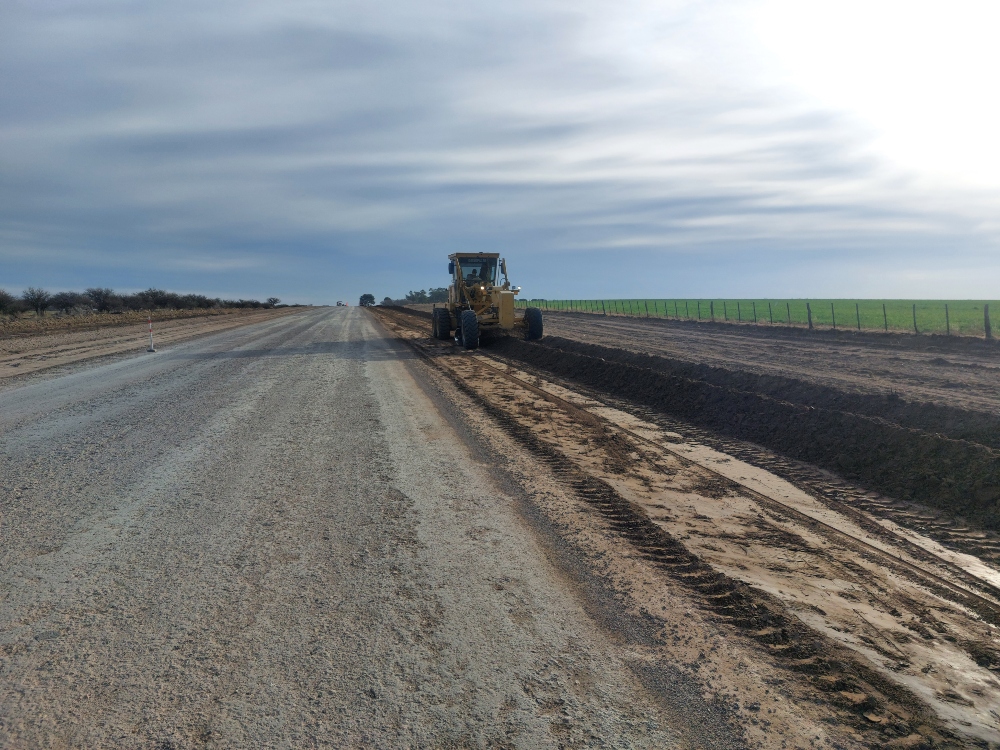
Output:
[{"xmin": 2, "ymin": 0, "xmax": 1000, "ymax": 304}]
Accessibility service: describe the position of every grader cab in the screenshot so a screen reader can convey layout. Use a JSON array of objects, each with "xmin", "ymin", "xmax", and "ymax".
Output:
[{"xmin": 431, "ymin": 253, "xmax": 542, "ymax": 349}]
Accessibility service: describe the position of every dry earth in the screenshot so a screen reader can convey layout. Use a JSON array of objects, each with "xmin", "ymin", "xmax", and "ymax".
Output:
[
  {"xmin": 406, "ymin": 304, "xmax": 1000, "ymax": 413},
  {"xmin": 542, "ymin": 311, "xmax": 1000, "ymax": 415},
  {"xmin": 0, "ymin": 308, "xmax": 298, "ymax": 381},
  {"xmin": 1, "ymin": 308, "xmax": 734, "ymax": 748},
  {"xmin": 381, "ymin": 306, "xmax": 1000, "ymax": 747},
  {"xmin": 3, "ymin": 306, "xmax": 1000, "ymax": 748}
]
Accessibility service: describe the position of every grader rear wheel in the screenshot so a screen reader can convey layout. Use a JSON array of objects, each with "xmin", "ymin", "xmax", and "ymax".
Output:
[{"xmin": 433, "ymin": 308, "xmax": 451, "ymax": 340}]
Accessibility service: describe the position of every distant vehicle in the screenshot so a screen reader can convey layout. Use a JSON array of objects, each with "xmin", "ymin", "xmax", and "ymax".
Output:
[
  {"xmin": 336, "ymin": 301, "xmax": 344, "ymax": 306},
  {"xmin": 431, "ymin": 253, "xmax": 542, "ymax": 350}
]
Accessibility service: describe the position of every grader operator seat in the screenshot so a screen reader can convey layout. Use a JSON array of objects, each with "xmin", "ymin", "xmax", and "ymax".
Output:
[{"xmin": 464, "ymin": 260, "xmax": 495, "ymax": 285}]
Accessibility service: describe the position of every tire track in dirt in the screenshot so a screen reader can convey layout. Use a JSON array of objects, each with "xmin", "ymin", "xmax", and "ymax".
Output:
[
  {"xmin": 486, "ymin": 334, "xmax": 1000, "ymax": 534},
  {"xmin": 374, "ymin": 308, "xmax": 1000, "ymax": 747}
]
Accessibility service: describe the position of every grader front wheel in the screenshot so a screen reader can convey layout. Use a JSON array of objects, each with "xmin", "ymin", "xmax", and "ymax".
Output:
[
  {"xmin": 460, "ymin": 310, "xmax": 480, "ymax": 350},
  {"xmin": 525, "ymin": 307, "xmax": 543, "ymax": 340}
]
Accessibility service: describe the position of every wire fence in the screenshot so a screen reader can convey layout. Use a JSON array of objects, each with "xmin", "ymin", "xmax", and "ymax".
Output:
[{"xmin": 515, "ymin": 299, "xmax": 1000, "ymax": 338}]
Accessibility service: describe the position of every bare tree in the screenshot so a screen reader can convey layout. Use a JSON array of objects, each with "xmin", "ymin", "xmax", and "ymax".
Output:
[
  {"xmin": 51, "ymin": 291, "xmax": 89, "ymax": 315},
  {"xmin": 267, "ymin": 297, "xmax": 280, "ymax": 307},
  {"xmin": 0, "ymin": 289, "xmax": 20, "ymax": 317},
  {"xmin": 22, "ymin": 287, "xmax": 51, "ymax": 316},
  {"xmin": 85, "ymin": 287, "xmax": 120, "ymax": 312}
]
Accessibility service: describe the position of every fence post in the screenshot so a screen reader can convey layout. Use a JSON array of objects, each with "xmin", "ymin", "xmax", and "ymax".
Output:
[
  {"xmin": 685, "ymin": 300, "xmax": 689, "ymax": 319},
  {"xmin": 883, "ymin": 303, "xmax": 888, "ymax": 332},
  {"xmin": 786, "ymin": 302, "xmax": 791, "ymax": 325},
  {"xmin": 698, "ymin": 301, "xmax": 701, "ymax": 320},
  {"xmin": 912, "ymin": 304, "xmax": 919, "ymax": 334},
  {"xmin": 710, "ymin": 301, "xmax": 715, "ymax": 321},
  {"xmin": 723, "ymin": 301, "xmax": 727, "ymax": 321},
  {"xmin": 601, "ymin": 300, "xmax": 607, "ymax": 316},
  {"xmin": 807, "ymin": 302, "xmax": 813, "ymax": 330},
  {"xmin": 674, "ymin": 301, "xmax": 679, "ymax": 319},
  {"xmin": 986, "ymin": 304, "xmax": 993, "ymax": 340},
  {"xmin": 945, "ymin": 304, "xmax": 949, "ymax": 335},
  {"xmin": 856, "ymin": 303, "xmax": 860, "ymax": 331},
  {"xmin": 645, "ymin": 301, "xmax": 650, "ymax": 318},
  {"xmin": 737, "ymin": 301, "xmax": 741, "ymax": 322},
  {"xmin": 768, "ymin": 302, "xmax": 773, "ymax": 324},
  {"xmin": 831, "ymin": 303, "xmax": 836, "ymax": 330}
]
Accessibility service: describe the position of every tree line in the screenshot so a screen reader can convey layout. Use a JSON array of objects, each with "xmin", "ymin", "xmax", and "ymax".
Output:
[
  {"xmin": 0, "ymin": 287, "xmax": 282, "ymax": 317},
  {"xmin": 380, "ymin": 287, "xmax": 449, "ymax": 305}
]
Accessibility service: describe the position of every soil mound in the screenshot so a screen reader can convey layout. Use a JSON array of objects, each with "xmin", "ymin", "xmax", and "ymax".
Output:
[{"xmin": 493, "ymin": 336, "xmax": 1000, "ymax": 531}]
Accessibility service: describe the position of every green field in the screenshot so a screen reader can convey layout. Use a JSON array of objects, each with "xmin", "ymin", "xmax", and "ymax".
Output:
[{"xmin": 514, "ymin": 299, "xmax": 1000, "ymax": 337}]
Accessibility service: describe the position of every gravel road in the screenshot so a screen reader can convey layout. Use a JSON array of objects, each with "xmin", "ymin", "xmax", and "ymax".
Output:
[{"xmin": 0, "ymin": 308, "xmax": 704, "ymax": 748}]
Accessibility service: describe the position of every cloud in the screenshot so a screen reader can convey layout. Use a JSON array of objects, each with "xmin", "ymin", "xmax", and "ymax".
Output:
[{"xmin": 1, "ymin": 0, "xmax": 999, "ymax": 301}]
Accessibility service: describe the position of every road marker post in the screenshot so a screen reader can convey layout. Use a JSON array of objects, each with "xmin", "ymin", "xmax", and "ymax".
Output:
[{"xmin": 147, "ymin": 314, "xmax": 156, "ymax": 352}]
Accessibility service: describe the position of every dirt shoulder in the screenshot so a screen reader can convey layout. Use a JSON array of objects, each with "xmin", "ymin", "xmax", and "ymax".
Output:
[
  {"xmin": 0, "ymin": 307, "xmax": 301, "ymax": 381},
  {"xmin": 397, "ymin": 302, "xmax": 1000, "ymax": 414},
  {"xmin": 540, "ymin": 311, "xmax": 1000, "ymax": 416},
  {"xmin": 374, "ymin": 306, "xmax": 1000, "ymax": 747}
]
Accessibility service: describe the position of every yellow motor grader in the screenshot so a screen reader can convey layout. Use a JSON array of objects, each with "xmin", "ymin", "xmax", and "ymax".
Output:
[{"xmin": 431, "ymin": 253, "xmax": 542, "ymax": 349}]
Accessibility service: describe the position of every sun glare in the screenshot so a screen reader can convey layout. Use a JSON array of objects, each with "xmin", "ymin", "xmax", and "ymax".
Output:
[{"xmin": 753, "ymin": 0, "xmax": 1000, "ymax": 189}]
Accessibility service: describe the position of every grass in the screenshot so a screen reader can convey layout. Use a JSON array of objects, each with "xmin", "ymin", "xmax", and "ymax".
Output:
[{"xmin": 515, "ymin": 299, "xmax": 1000, "ymax": 337}]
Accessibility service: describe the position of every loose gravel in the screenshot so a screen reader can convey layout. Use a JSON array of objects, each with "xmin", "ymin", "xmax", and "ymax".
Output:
[{"xmin": 0, "ymin": 308, "xmax": 710, "ymax": 748}]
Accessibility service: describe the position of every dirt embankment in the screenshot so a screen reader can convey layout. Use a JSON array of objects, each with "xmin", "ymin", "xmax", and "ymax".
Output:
[
  {"xmin": 544, "ymin": 311, "xmax": 1000, "ymax": 416},
  {"xmin": 0, "ymin": 307, "xmax": 292, "ymax": 338},
  {"xmin": 0, "ymin": 307, "xmax": 300, "ymax": 381},
  {"xmin": 388, "ymin": 306, "xmax": 1000, "ymax": 529},
  {"xmin": 372, "ymin": 306, "xmax": 1000, "ymax": 746},
  {"xmin": 489, "ymin": 335, "xmax": 1000, "ymax": 530}
]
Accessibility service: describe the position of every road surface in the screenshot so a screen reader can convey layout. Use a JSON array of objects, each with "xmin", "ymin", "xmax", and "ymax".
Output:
[{"xmin": 0, "ymin": 308, "xmax": 722, "ymax": 748}]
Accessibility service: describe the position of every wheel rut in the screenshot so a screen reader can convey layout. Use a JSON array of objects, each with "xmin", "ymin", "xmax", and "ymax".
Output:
[{"xmin": 374, "ymin": 307, "xmax": 1000, "ymax": 747}]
